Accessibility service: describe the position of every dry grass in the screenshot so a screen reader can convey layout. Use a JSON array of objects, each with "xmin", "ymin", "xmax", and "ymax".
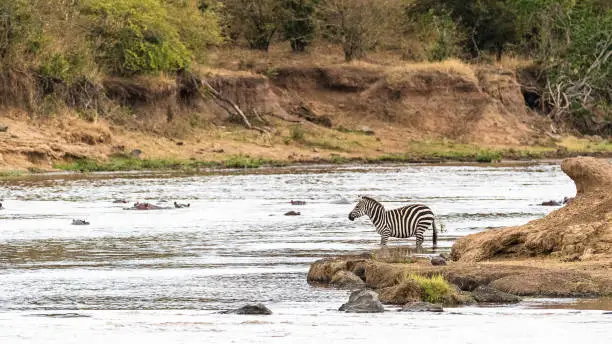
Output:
[{"xmin": 386, "ymin": 59, "xmax": 477, "ymax": 83}]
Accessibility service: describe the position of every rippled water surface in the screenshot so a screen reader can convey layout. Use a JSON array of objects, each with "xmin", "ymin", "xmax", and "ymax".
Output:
[{"xmin": 1, "ymin": 164, "xmax": 609, "ymax": 343}]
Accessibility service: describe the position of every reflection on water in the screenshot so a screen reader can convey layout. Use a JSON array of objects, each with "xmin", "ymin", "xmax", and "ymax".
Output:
[{"xmin": 2, "ymin": 163, "xmax": 607, "ymax": 344}]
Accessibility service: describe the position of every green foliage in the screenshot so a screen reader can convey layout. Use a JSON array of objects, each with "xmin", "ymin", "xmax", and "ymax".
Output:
[
  {"xmin": 282, "ymin": 0, "xmax": 317, "ymax": 52},
  {"xmin": 222, "ymin": 0, "xmax": 283, "ymax": 51},
  {"xmin": 408, "ymin": 0, "xmax": 521, "ymax": 61},
  {"xmin": 409, "ymin": 274, "xmax": 452, "ymax": 304},
  {"xmin": 475, "ymin": 150, "xmax": 502, "ymax": 163},
  {"xmin": 82, "ymin": 0, "xmax": 192, "ymax": 75},
  {"xmin": 165, "ymin": 0, "xmax": 223, "ymax": 62},
  {"xmin": 518, "ymin": 0, "xmax": 611, "ymax": 134},
  {"xmin": 411, "ymin": 9, "xmax": 463, "ymax": 61},
  {"xmin": 0, "ymin": 0, "xmax": 38, "ymax": 65}
]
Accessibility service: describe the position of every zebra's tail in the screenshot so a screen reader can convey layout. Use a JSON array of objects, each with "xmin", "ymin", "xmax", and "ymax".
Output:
[{"xmin": 432, "ymin": 217, "xmax": 438, "ymax": 247}]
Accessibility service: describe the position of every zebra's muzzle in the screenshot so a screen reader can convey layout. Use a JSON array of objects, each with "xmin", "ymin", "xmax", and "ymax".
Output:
[{"xmin": 348, "ymin": 214, "xmax": 355, "ymax": 221}]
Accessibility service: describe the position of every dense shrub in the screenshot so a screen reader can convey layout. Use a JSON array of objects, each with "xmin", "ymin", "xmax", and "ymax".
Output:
[{"xmin": 82, "ymin": 0, "xmax": 192, "ymax": 75}]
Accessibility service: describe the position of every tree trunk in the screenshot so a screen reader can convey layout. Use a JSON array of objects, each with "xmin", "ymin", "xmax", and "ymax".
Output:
[
  {"xmin": 496, "ymin": 44, "xmax": 503, "ymax": 62},
  {"xmin": 290, "ymin": 39, "xmax": 308, "ymax": 53}
]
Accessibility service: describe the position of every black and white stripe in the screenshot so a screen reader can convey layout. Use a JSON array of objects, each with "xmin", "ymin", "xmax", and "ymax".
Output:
[{"xmin": 348, "ymin": 196, "xmax": 437, "ymax": 246}]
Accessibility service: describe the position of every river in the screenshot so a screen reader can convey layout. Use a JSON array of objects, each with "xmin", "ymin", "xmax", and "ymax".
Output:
[{"xmin": 0, "ymin": 163, "xmax": 610, "ymax": 343}]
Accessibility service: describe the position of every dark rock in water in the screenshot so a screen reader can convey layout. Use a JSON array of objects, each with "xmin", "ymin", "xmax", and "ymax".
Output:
[
  {"xmin": 331, "ymin": 271, "xmax": 366, "ymax": 289},
  {"xmin": 0, "ymin": 202, "xmax": 3, "ymax": 210},
  {"xmin": 72, "ymin": 219, "xmax": 90, "ymax": 225},
  {"xmin": 290, "ymin": 200, "xmax": 306, "ymax": 205},
  {"xmin": 0, "ymin": 125, "xmax": 8, "ymax": 132},
  {"xmin": 339, "ymin": 289, "xmax": 385, "ymax": 313},
  {"xmin": 284, "ymin": 211, "xmax": 301, "ymax": 216},
  {"xmin": 471, "ymin": 286, "xmax": 521, "ymax": 303},
  {"xmin": 174, "ymin": 202, "xmax": 190, "ymax": 208},
  {"xmin": 431, "ymin": 256, "xmax": 447, "ymax": 266},
  {"xmin": 400, "ymin": 302, "xmax": 444, "ymax": 312},
  {"xmin": 176, "ymin": 141, "xmax": 184, "ymax": 146},
  {"xmin": 563, "ymin": 196, "xmax": 574, "ymax": 204},
  {"xmin": 113, "ymin": 199, "xmax": 129, "ymax": 204},
  {"xmin": 540, "ymin": 200, "xmax": 562, "ymax": 206},
  {"xmin": 221, "ymin": 303, "xmax": 272, "ymax": 315}
]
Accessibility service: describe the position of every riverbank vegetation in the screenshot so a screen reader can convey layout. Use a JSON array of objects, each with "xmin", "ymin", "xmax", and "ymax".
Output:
[{"xmin": 0, "ymin": 0, "xmax": 610, "ymax": 172}]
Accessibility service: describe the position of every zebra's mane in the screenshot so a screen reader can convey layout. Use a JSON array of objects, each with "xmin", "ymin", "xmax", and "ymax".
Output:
[{"xmin": 361, "ymin": 196, "xmax": 384, "ymax": 208}]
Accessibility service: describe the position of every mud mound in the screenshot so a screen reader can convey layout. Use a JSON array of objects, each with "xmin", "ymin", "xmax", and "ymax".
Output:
[{"xmin": 452, "ymin": 157, "xmax": 612, "ymax": 262}]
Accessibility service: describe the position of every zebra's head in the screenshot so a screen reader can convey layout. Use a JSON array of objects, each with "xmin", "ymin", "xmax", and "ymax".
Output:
[{"xmin": 348, "ymin": 196, "xmax": 369, "ymax": 221}]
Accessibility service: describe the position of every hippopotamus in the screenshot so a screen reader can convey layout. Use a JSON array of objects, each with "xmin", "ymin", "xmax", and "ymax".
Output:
[
  {"xmin": 284, "ymin": 211, "xmax": 301, "ymax": 216},
  {"xmin": 130, "ymin": 202, "xmax": 164, "ymax": 210},
  {"xmin": 72, "ymin": 219, "xmax": 90, "ymax": 225}
]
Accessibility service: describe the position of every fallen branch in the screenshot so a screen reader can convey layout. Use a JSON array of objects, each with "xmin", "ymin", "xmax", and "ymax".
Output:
[{"xmin": 200, "ymin": 79, "xmax": 268, "ymax": 133}]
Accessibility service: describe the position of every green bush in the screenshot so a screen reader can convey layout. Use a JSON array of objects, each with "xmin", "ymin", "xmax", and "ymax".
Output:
[
  {"xmin": 82, "ymin": 0, "xmax": 192, "ymax": 75},
  {"xmin": 475, "ymin": 150, "xmax": 502, "ymax": 163},
  {"xmin": 409, "ymin": 274, "xmax": 453, "ymax": 304}
]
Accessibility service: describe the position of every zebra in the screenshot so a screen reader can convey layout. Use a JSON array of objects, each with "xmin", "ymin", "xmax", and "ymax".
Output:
[{"xmin": 348, "ymin": 196, "xmax": 438, "ymax": 247}]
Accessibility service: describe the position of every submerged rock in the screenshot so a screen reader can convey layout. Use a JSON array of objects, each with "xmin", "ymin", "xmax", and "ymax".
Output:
[
  {"xmin": 284, "ymin": 211, "xmax": 301, "ymax": 216},
  {"xmin": 431, "ymin": 256, "xmax": 447, "ymax": 266},
  {"xmin": 339, "ymin": 289, "xmax": 384, "ymax": 313},
  {"xmin": 330, "ymin": 270, "xmax": 365, "ymax": 289},
  {"xmin": 290, "ymin": 200, "xmax": 306, "ymax": 205},
  {"xmin": 221, "ymin": 303, "xmax": 272, "ymax": 315},
  {"xmin": 471, "ymin": 286, "xmax": 521, "ymax": 303},
  {"xmin": 400, "ymin": 302, "xmax": 443, "ymax": 312},
  {"xmin": 540, "ymin": 200, "xmax": 562, "ymax": 206}
]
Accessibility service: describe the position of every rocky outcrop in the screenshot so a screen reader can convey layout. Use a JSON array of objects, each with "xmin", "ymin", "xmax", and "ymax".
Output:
[
  {"xmin": 330, "ymin": 270, "xmax": 366, "ymax": 289},
  {"xmin": 307, "ymin": 250, "xmax": 612, "ymax": 299},
  {"xmin": 378, "ymin": 280, "xmax": 421, "ymax": 304},
  {"xmin": 221, "ymin": 303, "xmax": 272, "ymax": 315},
  {"xmin": 339, "ymin": 289, "xmax": 385, "ymax": 313},
  {"xmin": 452, "ymin": 157, "xmax": 612, "ymax": 262},
  {"xmin": 471, "ymin": 286, "xmax": 521, "ymax": 303},
  {"xmin": 431, "ymin": 256, "xmax": 447, "ymax": 266}
]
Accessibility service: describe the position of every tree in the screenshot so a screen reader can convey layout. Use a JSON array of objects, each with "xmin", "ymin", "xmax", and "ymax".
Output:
[
  {"xmin": 316, "ymin": 0, "xmax": 396, "ymax": 61},
  {"xmin": 408, "ymin": 0, "xmax": 521, "ymax": 61},
  {"xmin": 282, "ymin": 0, "xmax": 317, "ymax": 52},
  {"xmin": 222, "ymin": 0, "xmax": 284, "ymax": 51}
]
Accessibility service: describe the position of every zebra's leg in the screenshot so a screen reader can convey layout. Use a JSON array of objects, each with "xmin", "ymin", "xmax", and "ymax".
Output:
[
  {"xmin": 379, "ymin": 226, "xmax": 391, "ymax": 246},
  {"xmin": 415, "ymin": 226, "xmax": 426, "ymax": 247},
  {"xmin": 380, "ymin": 234, "xmax": 389, "ymax": 246}
]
